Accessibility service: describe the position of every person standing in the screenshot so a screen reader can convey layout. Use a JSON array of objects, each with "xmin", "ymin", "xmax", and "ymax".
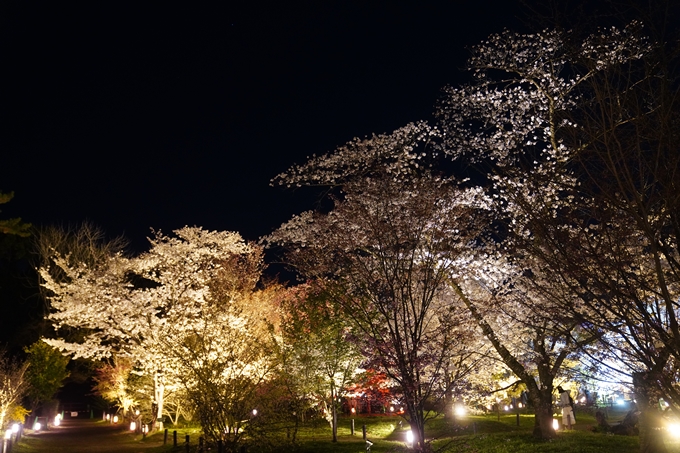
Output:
[{"xmin": 557, "ymin": 386, "xmax": 575, "ymax": 429}]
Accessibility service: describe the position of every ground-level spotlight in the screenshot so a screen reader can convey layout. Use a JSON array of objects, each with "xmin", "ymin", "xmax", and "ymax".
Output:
[
  {"xmin": 106, "ymin": 414, "xmax": 111, "ymax": 421},
  {"xmin": 113, "ymin": 415, "xmax": 119, "ymax": 424},
  {"xmin": 667, "ymin": 422, "xmax": 680, "ymax": 438},
  {"xmin": 454, "ymin": 405, "xmax": 466, "ymax": 417},
  {"xmin": 54, "ymin": 414, "xmax": 61, "ymax": 426},
  {"xmin": 11, "ymin": 424, "xmax": 19, "ymax": 434},
  {"xmin": 4, "ymin": 430, "xmax": 12, "ymax": 440},
  {"xmin": 130, "ymin": 421, "xmax": 136, "ymax": 431},
  {"xmin": 552, "ymin": 419, "xmax": 559, "ymax": 431},
  {"xmin": 34, "ymin": 422, "xmax": 42, "ymax": 432},
  {"xmin": 252, "ymin": 409, "xmax": 258, "ymax": 416},
  {"xmin": 405, "ymin": 429, "xmax": 414, "ymax": 446}
]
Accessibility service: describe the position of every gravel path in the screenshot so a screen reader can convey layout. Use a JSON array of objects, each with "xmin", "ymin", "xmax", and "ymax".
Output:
[{"xmin": 15, "ymin": 418, "xmax": 166, "ymax": 453}]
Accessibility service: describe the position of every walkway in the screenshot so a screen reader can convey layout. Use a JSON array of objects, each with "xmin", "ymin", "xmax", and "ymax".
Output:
[{"xmin": 13, "ymin": 418, "xmax": 166, "ymax": 453}]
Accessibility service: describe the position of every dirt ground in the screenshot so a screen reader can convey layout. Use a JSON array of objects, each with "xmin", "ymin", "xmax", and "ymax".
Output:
[{"xmin": 13, "ymin": 418, "xmax": 167, "ymax": 453}]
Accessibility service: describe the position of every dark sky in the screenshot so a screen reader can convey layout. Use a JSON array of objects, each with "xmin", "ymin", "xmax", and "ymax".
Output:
[{"xmin": 1, "ymin": 1, "xmax": 524, "ymax": 252}]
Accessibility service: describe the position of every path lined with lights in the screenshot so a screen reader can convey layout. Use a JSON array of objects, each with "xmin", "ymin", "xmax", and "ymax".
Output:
[{"xmin": 17, "ymin": 418, "xmax": 163, "ymax": 453}]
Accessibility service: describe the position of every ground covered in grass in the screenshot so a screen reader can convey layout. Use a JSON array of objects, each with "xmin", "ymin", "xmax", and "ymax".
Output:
[{"xmin": 11, "ymin": 408, "xmax": 680, "ymax": 452}]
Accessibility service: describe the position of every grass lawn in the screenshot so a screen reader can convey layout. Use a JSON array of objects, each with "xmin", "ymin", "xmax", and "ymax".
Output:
[
  {"xmin": 289, "ymin": 408, "xmax": 679, "ymax": 453},
  {"xmin": 11, "ymin": 408, "xmax": 680, "ymax": 452}
]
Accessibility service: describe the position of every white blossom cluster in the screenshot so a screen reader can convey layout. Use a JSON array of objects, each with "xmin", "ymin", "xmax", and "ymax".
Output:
[
  {"xmin": 272, "ymin": 121, "xmax": 442, "ymax": 187},
  {"xmin": 40, "ymin": 226, "xmax": 270, "ymax": 426}
]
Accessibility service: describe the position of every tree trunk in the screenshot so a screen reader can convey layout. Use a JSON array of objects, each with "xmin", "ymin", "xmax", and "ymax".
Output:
[
  {"xmin": 330, "ymin": 385, "xmax": 338, "ymax": 443},
  {"xmin": 153, "ymin": 370, "xmax": 165, "ymax": 431},
  {"xmin": 633, "ymin": 372, "xmax": 667, "ymax": 453},
  {"xmin": 406, "ymin": 400, "xmax": 428, "ymax": 452},
  {"xmin": 530, "ymin": 388, "xmax": 556, "ymax": 440},
  {"xmin": 443, "ymin": 368, "xmax": 453, "ymax": 421}
]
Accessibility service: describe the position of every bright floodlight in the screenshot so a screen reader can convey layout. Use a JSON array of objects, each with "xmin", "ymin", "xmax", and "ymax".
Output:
[
  {"xmin": 4, "ymin": 430, "xmax": 11, "ymax": 440},
  {"xmin": 54, "ymin": 416, "xmax": 61, "ymax": 427},
  {"xmin": 252, "ymin": 409, "xmax": 258, "ymax": 416},
  {"xmin": 34, "ymin": 422, "xmax": 42, "ymax": 431},
  {"xmin": 113, "ymin": 415, "xmax": 119, "ymax": 423},
  {"xmin": 504, "ymin": 405, "xmax": 510, "ymax": 411},
  {"xmin": 553, "ymin": 419, "xmax": 559, "ymax": 431},
  {"xmin": 616, "ymin": 399, "xmax": 625, "ymax": 405},
  {"xmin": 668, "ymin": 422, "xmax": 680, "ymax": 438},
  {"xmin": 130, "ymin": 421, "xmax": 136, "ymax": 431},
  {"xmin": 406, "ymin": 430, "xmax": 414, "ymax": 444},
  {"xmin": 11, "ymin": 424, "xmax": 19, "ymax": 433},
  {"xmin": 454, "ymin": 405, "xmax": 466, "ymax": 417},
  {"xmin": 580, "ymin": 396, "xmax": 586, "ymax": 403}
]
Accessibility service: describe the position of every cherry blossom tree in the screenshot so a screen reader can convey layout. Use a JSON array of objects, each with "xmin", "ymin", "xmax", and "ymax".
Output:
[
  {"xmin": 436, "ymin": 20, "xmax": 678, "ymax": 450},
  {"xmin": 39, "ymin": 226, "xmax": 267, "ymax": 433},
  {"xmin": 271, "ymin": 135, "xmax": 487, "ymax": 451}
]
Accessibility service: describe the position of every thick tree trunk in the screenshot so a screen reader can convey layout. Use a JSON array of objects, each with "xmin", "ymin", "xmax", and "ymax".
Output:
[
  {"xmin": 406, "ymin": 400, "xmax": 429, "ymax": 452},
  {"xmin": 531, "ymin": 389, "xmax": 556, "ymax": 440},
  {"xmin": 633, "ymin": 372, "xmax": 667, "ymax": 453}
]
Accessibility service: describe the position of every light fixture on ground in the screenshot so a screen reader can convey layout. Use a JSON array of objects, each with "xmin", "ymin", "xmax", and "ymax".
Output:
[
  {"xmin": 552, "ymin": 419, "xmax": 559, "ymax": 430},
  {"xmin": 405, "ymin": 429, "xmax": 414, "ymax": 447},
  {"xmin": 130, "ymin": 421, "xmax": 137, "ymax": 431},
  {"xmin": 667, "ymin": 422, "xmax": 680, "ymax": 438}
]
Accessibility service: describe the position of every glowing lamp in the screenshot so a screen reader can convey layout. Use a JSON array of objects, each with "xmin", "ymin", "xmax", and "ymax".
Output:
[
  {"xmin": 454, "ymin": 405, "xmax": 466, "ymax": 417},
  {"xmin": 504, "ymin": 405, "xmax": 509, "ymax": 411},
  {"xmin": 11, "ymin": 424, "xmax": 19, "ymax": 433},
  {"xmin": 54, "ymin": 416, "xmax": 61, "ymax": 426},
  {"xmin": 616, "ymin": 399, "xmax": 625, "ymax": 405},
  {"xmin": 252, "ymin": 409, "xmax": 258, "ymax": 416},
  {"xmin": 668, "ymin": 423, "xmax": 680, "ymax": 438},
  {"xmin": 405, "ymin": 430, "xmax": 414, "ymax": 444},
  {"xmin": 552, "ymin": 419, "xmax": 559, "ymax": 431},
  {"xmin": 351, "ymin": 407, "xmax": 356, "ymax": 414},
  {"xmin": 34, "ymin": 422, "xmax": 42, "ymax": 431},
  {"xmin": 4, "ymin": 430, "xmax": 12, "ymax": 440},
  {"xmin": 130, "ymin": 421, "xmax": 136, "ymax": 431},
  {"xmin": 113, "ymin": 415, "xmax": 119, "ymax": 423}
]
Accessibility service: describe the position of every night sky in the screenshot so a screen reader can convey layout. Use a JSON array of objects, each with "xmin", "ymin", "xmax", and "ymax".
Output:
[{"xmin": 1, "ymin": 1, "xmax": 525, "ymax": 252}]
